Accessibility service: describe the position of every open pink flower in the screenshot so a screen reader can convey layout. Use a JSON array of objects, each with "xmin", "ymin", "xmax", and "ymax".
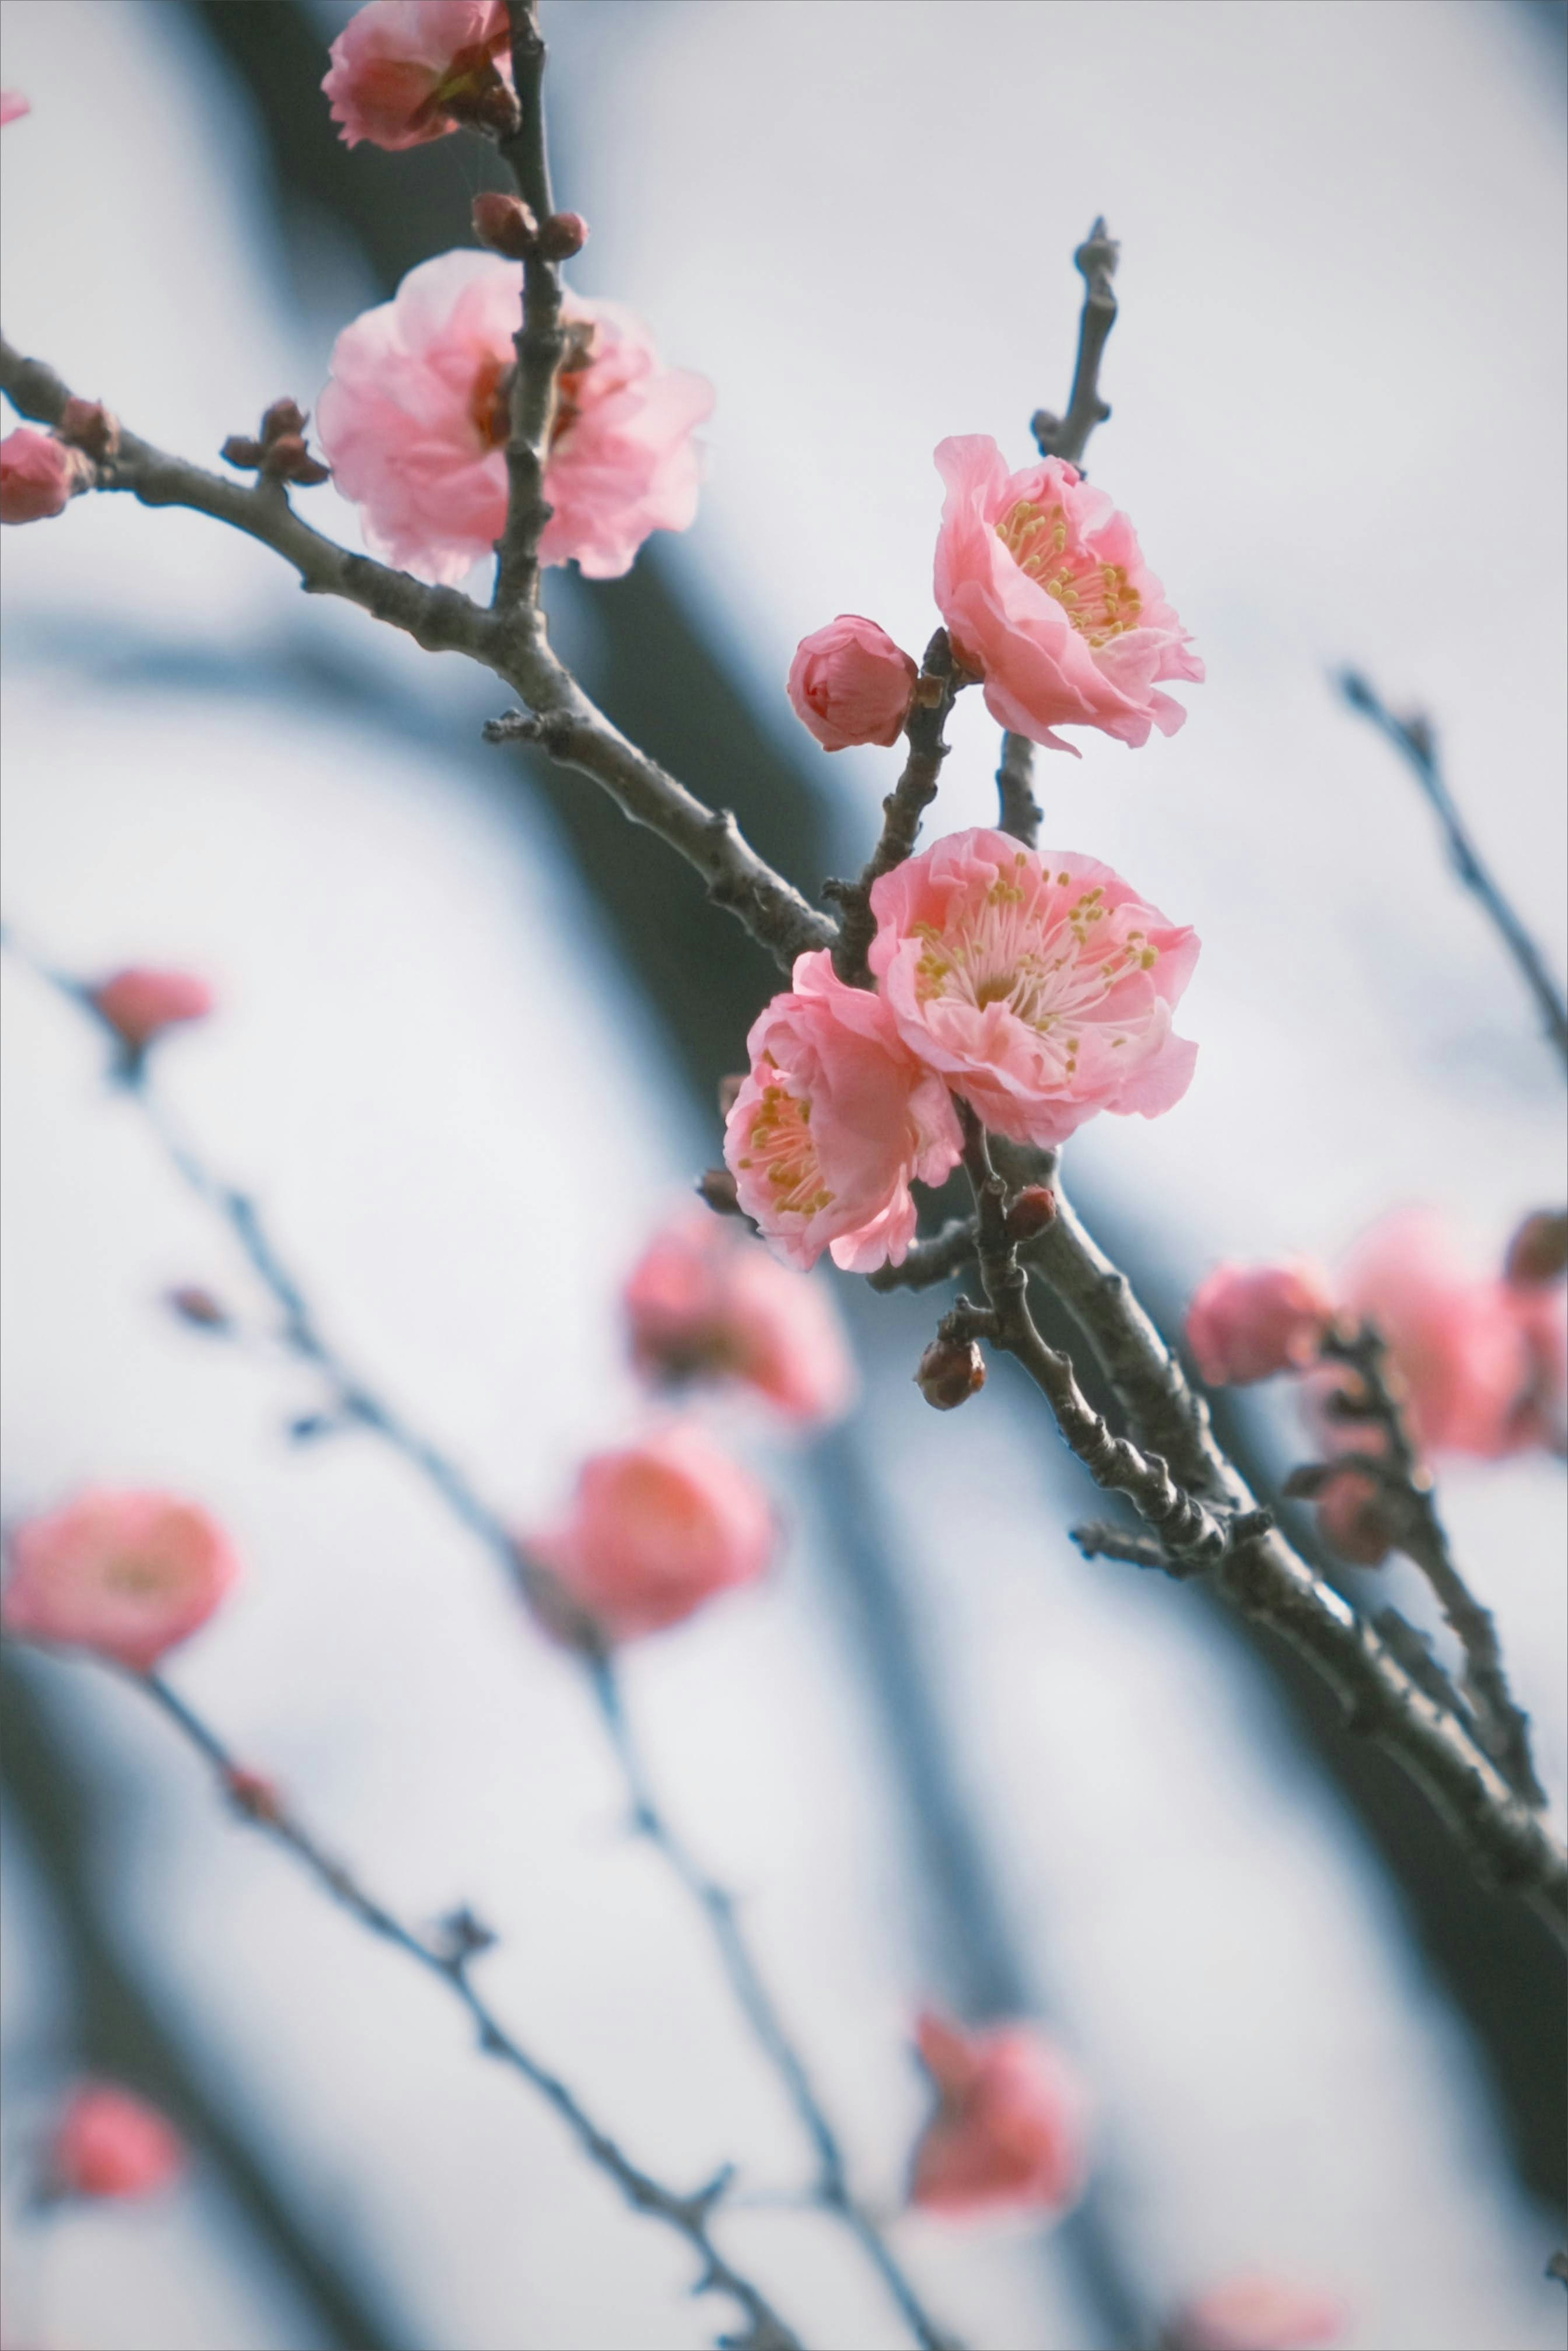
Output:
[
  {"xmin": 89, "ymin": 967, "xmax": 214, "ymax": 1049},
  {"xmin": 1164, "ymin": 2277, "xmax": 1345, "ymax": 2351},
  {"xmin": 1, "ymin": 90, "xmax": 30, "ymax": 127},
  {"xmin": 909, "ymin": 2011, "xmax": 1089, "ymax": 2219},
  {"xmin": 869, "ymin": 827, "xmax": 1198, "ymax": 1149},
  {"xmin": 323, "ymin": 2, "xmax": 513, "ymax": 150},
  {"xmin": 526, "ymin": 1424, "xmax": 775, "ymax": 1640},
  {"xmin": 318, "ymin": 251, "xmax": 713, "ymax": 584},
  {"xmin": 932, "ymin": 435, "xmax": 1202, "ymax": 753},
  {"xmin": 1186, "ymin": 1260, "xmax": 1335, "ymax": 1386},
  {"xmin": 2, "ymin": 1491, "xmax": 241, "ymax": 1671},
  {"xmin": 787, "ymin": 616, "xmax": 918, "ymax": 751},
  {"xmin": 1, "ymin": 428, "xmax": 82, "ymax": 524},
  {"xmin": 48, "ymin": 2084, "xmax": 185, "ymax": 2201},
  {"xmin": 625, "ymin": 1211, "xmax": 856, "ymax": 1423},
  {"xmin": 724, "ymin": 950, "xmax": 964, "ymax": 1272}
]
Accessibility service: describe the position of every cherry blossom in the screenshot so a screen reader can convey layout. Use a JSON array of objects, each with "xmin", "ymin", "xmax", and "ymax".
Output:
[
  {"xmin": 909, "ymin": 2010, "xmax": 1088, "ymax": 2218},
  {"xmin": 47, "ymin": 2085, "xmax": 185, "ymax": 2201},
  {"xmin": 0, "ymin": 428, "xmax": 82, "ymax": 525},
  {"xmin": 625, "ymin": 1211, "xmax": 855, "ymax": 1423},
  {"xmin": 323, "ymin": 1, "xmax": 513, "ymax": 151},
  {"xmin": 1186, "ymin": 1260, "xmax": 1336, "ymax": 1386},
  {"xmin": 89, "ymin": 966, "xmax": 214, "ymax": 1050},
  {"xmin": 786, "ymin": 615, "xmax": 918, "ymax": 751},
  {"xmin": 1164, "ymin": 2275, "xmax": 1345, "ymax": 2351},
  {"xmin": 2, "ymin": 1491, "xmax": 241, "ymax": 1672}
]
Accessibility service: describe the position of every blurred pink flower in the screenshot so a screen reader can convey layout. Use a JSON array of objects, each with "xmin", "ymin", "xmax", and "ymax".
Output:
[
  {"xmin": 1186, "ymin": 1259, "xmax": 1336, "ymax": 1386},
  {"xmin": 526, "ymin": 1424, "xmax": 775, "ymax": 1639},
  {"xmin": 318, "ymin": 252, "xmax": 713, "ymax": 584},
  {"xmin": 786, "ymin": 615, "xmax": 918, "ymax": 751},
  {"xmin": 0, "ymin": 89, "xmax": 30, "ymax": 126},
  {"xmin": 323, "ymin": 0, "xmax": 512, "ymax": 150},
  {"xmin": 1165, "ymin": 2276, "xmax": 1345, "ymax": 2351},
  {"xmin": 869, "ymin": 827, "xmax": 1198, "ymax": 1150},
  {"xmin": 724, "ymin": 949, "xmax": 964, "ymax": 1272},
  {"xmin": 909, "ymin": 2010, "xmax": 1089, "ymax": 2219},
  {"xmin": 0, "ymin": 427, "xmax": 81, "ymax": 524},
  {"xmin": 89, "ymin": 966, "xmax": 214, "ymax": 1049},
  {"xmin": 48, "ymin": 2085, "xmax": 185, "ymax": 2201},
  {"xmin": 2, "ymin": 1490, "xmax": 241, "ymax": 1671},
  {"xmin": 932, "ymin": 435, "xmax": 1202, "ymax": 753},
  {"xmin": 625, "ymin": 1210, "xmax": 856, "ymax": 1423},
  {"xmin": 1311, "ymin": 1460, "xmax": 1396, "ymax": 1568}
]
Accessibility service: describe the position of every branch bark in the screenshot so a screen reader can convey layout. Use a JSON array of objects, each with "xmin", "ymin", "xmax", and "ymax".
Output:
[{"xmin": 1031, "ymin": 218, "xmax": 1119, "ymax": 469}]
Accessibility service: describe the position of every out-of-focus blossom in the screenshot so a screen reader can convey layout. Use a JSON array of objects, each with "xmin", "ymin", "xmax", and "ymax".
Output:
[
  {"xmin": 525, "ymin": 1424, "xmax": 775, "ymax": 1639},
  {"xmin": 89, "ymin": 966, "xmax": 214, "ymax": 1050},
  {"xmin": 0, "ymin": 427, "xmax": 84, "ymax": 524},
  {"xmin": 323, "ymin": 0, "xmax": 513, "ymax": 150},
  {"xmin": 1164, "ymin": 2275, "xmax": 1346, "ymax": 2350},
  {"xmin": 724, "ymin": 949, "xmax": 964, "ymax": 1272},
  {"xmin": 931, "ymin": 435, "xmax": 1201, "ymax": 753},
  {"xmin": 47, "ymin": 2085, "xmax": 185, "ymax": 2200},
  {"xmin": 869, "ymin": 827, "xmax": 1198, "ymax": 1150},
  {"xmin": 318, "ymin": 252, "xmax": 712, "ymax": 584},
  {"xmin": 786, "ymin": 615, "xmax": 918, "ymax": 751},
  {"xmin": 0, "ymin": 90, "xmax": 29, "ymax": 126},
  {"xmin": 2, "ymin": 1490, "xmax": 241, "ymax": 1671},
  {"xmin": 1312, "ymin": 1461, "xmax": 1397, "ymax": 1568},
  {"xmin": 909, "ymin": 2010, "xmax": 1088, "ymax": 2218},
  {"xmin": 1186, "ymin": 1260, "xmax": 1336, "ymax": 1386},
  {"xmin": 624, "ymin": 1211, "xmax": 855, "ymax": 1422}
]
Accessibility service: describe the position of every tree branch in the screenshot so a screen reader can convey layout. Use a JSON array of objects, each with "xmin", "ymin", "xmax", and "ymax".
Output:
[
  {"xmin": 491, "ymin": 1, "xmax": 566, "ymax": 615},
  {"xmin": 1031, "ymin": 218, "xmax": 1119, "ymax": 469},
  {"xmin": 866, "ymin": 1218, "xmax": 978, "ymax": 1295},
  {"xmin": 995, "ymin": 732, "xmax": 1041, "ymax": 847}
]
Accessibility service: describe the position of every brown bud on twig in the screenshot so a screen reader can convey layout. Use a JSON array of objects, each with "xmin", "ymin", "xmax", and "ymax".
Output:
[
  {"xmin": 695, "ymin": 1166, "xmax": 742, "ymax": 1216},
  {"xmin": 469, "ymin": 77, "xmax": 523, "ymax": 138},
  {"xmin": 259, "ymin": 399, "xmax": 307, "ymax": 443},
  {"xmin": 263, "ymin": 435, "xmax": 332, "ymax": 487},
  {"xmin": 221, "ymin": 434, "xmax": 265, "ymax": 469},
  {"xmin": 916, "ymin": 1334, "xmax": 987, "ymax": 1410},
  {"xmin": 472, "ymin": 191, "xmax": 539, "ymax": 259},
  {"xmin": 166, "ymin": 1283, "xmax": 231, "ymax": 1332},
  {"xmin": 225, "ymin": 1766, "xmax": 283, "ymax": 1825},
  {"xmin": 1004, "ymin": 1184, "xmax": 1057, "ymax": 1243},
  {"xmin": 222, "ymin": 401, "xmax": 331, "ymax": 486},
  {"xmin": 56, "ymin": 397, "xmax": 120, "ymax": 463},
  {"xmin": 1504, "ymin": 1208, "xmax": 1568, "ymax": 1289},
  {"xmin": 535, "ymin": 210, "xmax": 589, "ymax": 262}
]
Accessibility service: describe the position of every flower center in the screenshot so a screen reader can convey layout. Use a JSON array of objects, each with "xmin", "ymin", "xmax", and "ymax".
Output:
[
  {"xmin": 995, "ymin": 498, "xmax": 1142, "ymax": 647},
  {"xmin": 735, "ymin": 1079, "xmax": 834, "ymax": 1219},
  {"xmin": 107, "ymin": 1554, "xmax": 178, "ymax": 1598}
]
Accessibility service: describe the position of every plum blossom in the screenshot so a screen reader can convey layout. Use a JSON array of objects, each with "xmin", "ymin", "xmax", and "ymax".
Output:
[
  {"xmin": 932, "ymin": 435, "xmax": 1202, "ymax": 753},
  {"xmin": 724, "ymin": 949, "xmax": 964, "ymax": 1272},
  {"xmin": 1, "ymin": 90, "xmax": 30, "ymax": 126},
  {"xmin": 909, "ymin": 2010, "xmax": 1088, "ymax": 2219},
  {"xmin": 323, "ymin": 1, "xmax": 513, "ymax": 151},
  {"xmin": 869, "ymin": 827, "xmax": 1199, "ymax": 1150},
  {"xmin": 1164, "ymin": 2276, "xmax": 1345, "ymax": 2351},
  {"xmin": 624, "ymin": 1211, "xmax": 856, "ymax": 1423},
  {"xmin": 317, "ymin": 251, "xmax": 713, "ymax": 584},
  {"xmin": 2, "ymin": 1490, "xmax": 241, "ymax": 1671},
  {"xmin": 787, "ymin": 615, "xmax": 918, "ymax": 751},
  {"xmin": 89, "ymin": 966, "xmax": 214, "ymax": 1050},
  {"xmin": 47, "ymin": 2084, "xmax": 185, "ymax": 2201},
  {"xmin": 1, "ymin": 428, "xmax": 84, "ymax": 525},
  {"xmin": 525, "ymin": 1424, "xmax": 775, "ymax": 1640},
  {"xmin": 1186, "ymin": 1259, "xmax": 1336, "ymax": 1386}
]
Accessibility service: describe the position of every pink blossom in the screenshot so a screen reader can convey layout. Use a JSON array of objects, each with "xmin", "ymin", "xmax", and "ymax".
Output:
[
  {"xmin": 624, "ymin": 1210, "xmax": 856, "ymax": 1422},
  {"xmin": 322, "ymin": 1, "xmax": 512, "ymax": 151},
  {"xmin": 526, "ymin": 1424, "xmax": 775, "ymax": 1640},
  {"xmin": 317, "ymin": 251, "xmax": 713, "ymax": 584},
  {"xmin": 89, "ymin": 966, "xmax": 214, "ymax": 1049},
  {"xmin": 1312, "ymin": 1461, "xmax": 1396, "ymax": 1568},
  {"xmin": 48, "ymin": 2085, "xmax": 185, "ymax": 2200},
  {"xmin": 1, "ymin": 90, "xmax": 30, "ymax": 126},
  {"xmin": 787, "ymin": 616, "xmax": 918, "ymax": 752},
  {"xmin": 1186, "ymin": 1259, "xmax": 1335, "ymax": 1386},
  {"xmin": 931, "ymin": 435, "xmax": 1202, "ymax": 753},
  {"xmin": 0, "ymin": 427, "xmax": 81, "ymax": 525},
  {"xmin": 724, "ymin": 949, "xmax": 964, "ymax": 1272},
  {"xmin": 1165, "ymin": 2276, "xmax": 1345, "ymax": 2351},
  {"xmin": 2, "ymin": 1490, "xmax": 241, "ymax": 1672},
  {"xmin": 909, "ymin": 2010, "xmax": 1089, "ymax": 2219},
  {"xmin": 868, "ymin": 827, "xmax": 1199, "ymax": 1150}
]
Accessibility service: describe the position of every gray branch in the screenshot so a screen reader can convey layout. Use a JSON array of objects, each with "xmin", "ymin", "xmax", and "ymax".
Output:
[{"xmin": 1031, "ymin": 218, "xmax": 1119, "ymax": 469}]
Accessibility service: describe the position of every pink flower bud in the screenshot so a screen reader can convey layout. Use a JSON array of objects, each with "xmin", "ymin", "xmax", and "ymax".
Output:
[
  {"xmin": 0, "ymin": 90, "xmax": 29, "ymax": 127},
  {"xmin": 786, "ymin": 615, "xmax": 919, "ymax": 752},
  {"xmin": 915, "ymin": 1334, "xmax": 986, "ymax": 1410},
  {"xmin": 47, "ymin": 2085, "xmax": 185, "ymax": 2201},
  {"xmin": 625, "ymin": 1211, "xmax": 855, "ymax": 1423},
  {"xmin": 909, "ymin": 2010, "xmax": 1089, "ymax": 2219},
  {"xmin": 536, "ymin": 210, "xmax": 589, "ymax": 262},
  {"xmin": 472, "ymin": 190, "xmax": 539, "ymax": 258},
  {"xmin": 0, "ymin": 428, "xmax": 84, "ymax": 524},
  {"xmin": 1164, "ymin": 2276, "xmax": 1346, "ymax": 2351},
  {"xmin": 56, "ymin": 397, "xmax": 119, "ymax": 462},
  {"xmin": 224, "ymin": 1766, "xmax": 283, "ymax": 1824},
  {"xmin": 2, "ymin": 1490, "xmax": 241, "ymax": 1672},
  {"xmin": 166, "ymin": 1284, "xmax": 231, "ymax": 1331},
  {"xmin": 322, "ymin": 0, "xmax": 515, "ymax": 152},
  {"xmin": 1185, "ymin": 1260, "xmax": 1335, "ymax": 1386},
  {"xmin": 88, "ymin": 967, "xmax": 213, "ymax": 1049},
  {"xmin": 1005, "ymin": 1185, "xmax": 1058, "ymax": 1243},
  {"xmin": 1312, "ymin": 1462, "xmax": 1396, "ymax": 1567},
  {"xmin": 524, "ymin": 1424, "xmax": 775, "ymax": 1640}
]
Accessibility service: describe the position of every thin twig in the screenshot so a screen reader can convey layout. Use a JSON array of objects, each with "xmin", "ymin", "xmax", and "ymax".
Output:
[
  {"xmin": 1031, "ymin": 218, "xmax": 1119, "ymax": 468},
  {"xmin": 866, "ymin": 1219, "xmax": 978, "ymax": 1295},
  {"xmin": 1337, "ymin": 670, "xmax": 1568, "ymax": 1072},
  {"xmin": 124, "ymin": 1669, "xmax": 801, "ymax": 2351},
  {"xmin": 1069, "ymin": 1523, "xmax": 1185, "ymax": 1576},
  {"xmin": 491, "ymin": 1, "xmax": 566, "ymax": 616},
  {"xmin": 995, "ymin": 733, "xmax": 1041, "ymax": 847}
]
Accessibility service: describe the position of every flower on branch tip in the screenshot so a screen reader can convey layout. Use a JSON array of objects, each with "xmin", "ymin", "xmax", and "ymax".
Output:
[
  {"xmin": 625, "ymin": 1210, "xmax": 856, "ymax": 1424},
  {"xmin": 317, "ymin": 251, "xmax": 714, "ymax": 584},
  {"xmin": 869, "ymin": 827, "xmax": 1199, "ymax": 1150},
  {"xmin": 89, "ymin": 967, "xmax": 214, "ymax": 1050},
  {"xmin": 932, "ymin": 435, "xmax": 1202, "ymax": 753},
  {"xmin": 1162, "ymin": 2276, "xmax": 1346, "ymax": 2351},
  {"xmin": 523, "ymin": 1424, "xmax": 776, "ymax": 1640},
  {"xmin": 0, "ymin": 428, "xmax": 89, "ymax": 525},
  {"xmin": 724, "ymin": 950, "xmax": 964, "ymax": 1273},
  {"xmin": 46, "ymin": 2085, "xmax": 185, "ymax": 2202},
  {"xmin": 2, "ymin": 1490, "xmax": 241, "ymax": 1671},
  {"xmin": 908, "ymin": 2010, "xmax": 1089, "ymax": 2220},
  {"xmin": 0, "ymin": 89, "xmax": 29, "ymax": 126},
  {"xmin": 323, "ymin": 0, "xmax": 517, "ymax": 151},
  {"xmin": 1185, "ymin": 1260, "xmax": 1336, "ymax": 1387},
  {"xmin": 786, "ymin": 616, "xmax": 918, "ymax": 752}
]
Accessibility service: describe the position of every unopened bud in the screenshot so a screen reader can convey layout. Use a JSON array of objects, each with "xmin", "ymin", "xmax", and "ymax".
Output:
[
  {"xmin": 261, "ymin": 434, "xmax": 331, "ymax": 486},
  {"xmin": 696, "ymin": 1166, "xmax": 742, "ymax": 1216},
  {"xmin": 1005, "ymin": 1184, "xmax": 1057, "ymax": 1243},
  {"xmin": 259, "ymin": 398, "xmax": 307, "ymax": 443},
  {"xmin": 536, "ymin": 209, "xmax": 589, "ymax": 262},
  {"xmin": 1315, "ymin": 1467, "xmax": 1398, "ymax": 1568},
  {"xmin": 167, "ymin": 1284, "xmax": 230, "ymax": 1332},
  {"xmin": 56, "ymin": 397, "xmax": 120, "ymax": 462},
  {"xmin": 472, "ymin": 190, "xmax": 539, "ymax": 258},
  {"xmin": 1504, "ymin": 1209, "xmax": 1568, "ymax": 1289},
  {"xmin": 471, "ymin": 77, "xmax": 523, "ymax": 138},
  {"xmin": 916, "ymin": 1334, "xmax": 987, "ymax": 1411},
  {"xmin": 221, "ymin": 434, "xmax": 265, "ymax": 470},
  {"xmin": 225, "ymin": 1766, "xmax": 283, "ymax": 1824}
]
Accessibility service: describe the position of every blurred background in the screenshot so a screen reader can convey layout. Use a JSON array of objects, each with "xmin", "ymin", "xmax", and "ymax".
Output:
[{"xmin": 1, "ymin": 2, "xmax": 1565, "ymax": 2347}]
